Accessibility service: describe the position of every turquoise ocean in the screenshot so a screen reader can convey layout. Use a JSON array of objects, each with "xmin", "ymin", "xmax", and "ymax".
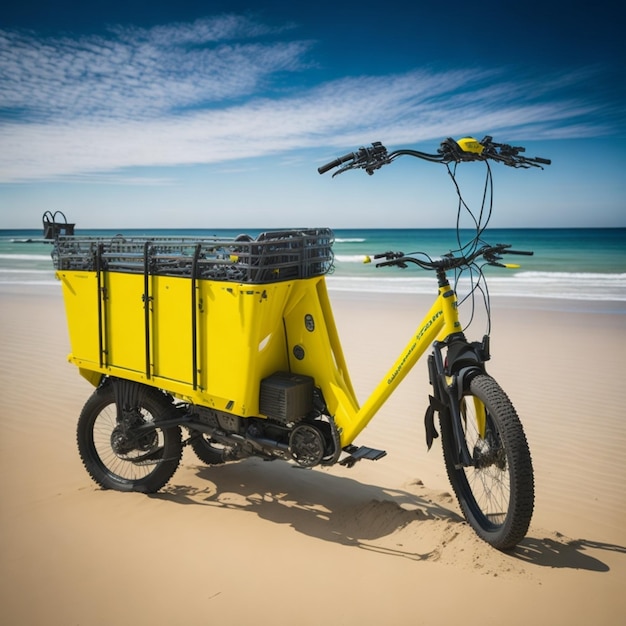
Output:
[{"xmin": 1, "ymin": 227, "xmax": 625, "ymax": 304}]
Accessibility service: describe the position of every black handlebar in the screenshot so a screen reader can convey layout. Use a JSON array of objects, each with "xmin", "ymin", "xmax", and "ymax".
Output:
[
  {"xmin": 469, "ymin": 136, "xmax": 552, "ymax": 168},
  {"xmin": 374, "ymin": 244, "xmax": 534, "ymax": 272},
  {"xmin": 318, "ymin": 135, "xmax": 551, "ymax": 176},
  {"xmin": 317, "ymin": 142, "xmax": 390, "ymax": 176}
]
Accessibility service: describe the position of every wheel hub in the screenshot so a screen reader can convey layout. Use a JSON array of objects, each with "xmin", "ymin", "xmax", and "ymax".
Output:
[
  {"xmin": 473, "ymin": 435, "xmax": 506, "ymax": 470},
  {"xmin": 110, "ymin": 416, "xmax": 158, "ymax": 456}
]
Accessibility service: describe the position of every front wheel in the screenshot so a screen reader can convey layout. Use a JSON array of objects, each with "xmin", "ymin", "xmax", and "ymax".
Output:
[
  {"xmin": 77, "ymin": 381, "xmax": 183, "ymax": 493},
  {"xmin": 440, "ymin": 374, "xmax": 534, "ymax": 549}
]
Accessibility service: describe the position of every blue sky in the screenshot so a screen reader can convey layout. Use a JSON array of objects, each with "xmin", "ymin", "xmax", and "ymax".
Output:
[{"xmin": 1, "ymin": 1, "xmax": 624, "ymax": 229}]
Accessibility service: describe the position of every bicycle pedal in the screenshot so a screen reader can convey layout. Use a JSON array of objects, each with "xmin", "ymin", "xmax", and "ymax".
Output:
[{"xmin": 339, "ymin": 445, "xmax": 387, "ymax": 468}]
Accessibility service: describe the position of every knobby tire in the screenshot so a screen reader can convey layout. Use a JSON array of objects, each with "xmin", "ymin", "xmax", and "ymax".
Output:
[
  {"xmin": 440, "ymin": 374, "xmax": 534, "ymax": 549},
  {"xmin": 189, "ymin": 434, "xmax": 227, "ymax": 465},
  {"xmin": 77, "ymin": 382, "xmax": 183, "ymax": 493}
]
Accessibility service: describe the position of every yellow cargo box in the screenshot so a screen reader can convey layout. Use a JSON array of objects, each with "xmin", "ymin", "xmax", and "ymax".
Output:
[{"xmin": 53, "ymin": 229, "xmax": 358, "ymax": 422}]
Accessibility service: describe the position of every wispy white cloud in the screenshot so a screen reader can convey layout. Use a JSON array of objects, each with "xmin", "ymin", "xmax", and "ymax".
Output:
[
  {"xmin": 0, "ymin": 15, "xmax": 311, "ymax": 121},
  {"xmin": 0, "ymin": 16, "xmax": 616, "ymax": 183}
]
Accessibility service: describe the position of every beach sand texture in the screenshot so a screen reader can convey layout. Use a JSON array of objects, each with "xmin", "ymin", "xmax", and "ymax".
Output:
[{"xmin": 1, "ymin": 286, "xmax": 625, "ymax": 625}]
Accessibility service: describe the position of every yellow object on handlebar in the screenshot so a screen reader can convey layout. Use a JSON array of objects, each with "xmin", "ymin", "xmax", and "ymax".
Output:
[{"xmin": 456, "ymin": 137, "xmax": 484, "ymax": 154}]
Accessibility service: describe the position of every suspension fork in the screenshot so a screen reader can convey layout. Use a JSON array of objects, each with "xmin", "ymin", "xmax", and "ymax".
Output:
[{"xmin": 425, "ymin": 334, "xmax": 489, "ymax": 468}]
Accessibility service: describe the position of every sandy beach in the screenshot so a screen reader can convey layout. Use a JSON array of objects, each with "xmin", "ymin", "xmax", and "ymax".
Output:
[{"xmin": 1, "ymin": 284, "xmax": 625, "ymax": 625}]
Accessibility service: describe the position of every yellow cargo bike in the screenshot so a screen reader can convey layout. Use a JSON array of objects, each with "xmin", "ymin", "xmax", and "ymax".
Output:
[{"xmin": 46, "ymin": 136, "xmax": 550, "ymax": 549}]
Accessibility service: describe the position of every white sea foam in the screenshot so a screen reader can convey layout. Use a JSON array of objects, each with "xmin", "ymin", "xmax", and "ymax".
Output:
[
  {"xmin": 0, "ymin": 280, "xmax": 58, "ymax": 286},
  {"xmin": 0, "ymin": 269, "xmax": 53, "ymax": 274},
  {"xmin": 0, "ymin": 253, "xmax": 51, "ymax": 261},
  {"xmin": 1, "ymin": 263, "xmax": 624, "ymax": 301},
  {"xmin": 508, "ymin": 271, "xmax": 626, "ymax": 283},
  {"xmin": 327, "ymin": 272, "xmax": 626, "ymax": 301},
  {"xmin": 0, "ymin": 268, "xmax": 57, "ymax": 285}
]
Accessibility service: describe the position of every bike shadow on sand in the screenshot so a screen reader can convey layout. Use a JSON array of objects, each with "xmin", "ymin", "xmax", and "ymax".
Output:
[
  {"xmin": 151, "ymin": 457, "xmax": 625, "ymax": 571},
  {"xmin": 512, "ymin": 535, "xmax": 626, "ymax": 572},
  {"xmin": 152, "ymin": 456, "xmax": 463, "ymax": 561}
]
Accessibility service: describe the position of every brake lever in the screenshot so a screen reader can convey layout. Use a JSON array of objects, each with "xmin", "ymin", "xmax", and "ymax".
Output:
[
  {"xmin": 372, "ymin": 250, "xmax": 407, "ymax": 268},
  {"xmin": 500, "ymin": 248, "xmax": 534, "ymax": 256},
  {"xmin": 373, "ymin": 250, "xmax": 405, "ymax": 260},
  {"xmin": 376, "ymin": 259, "xmax": 408, "ymax": 268},
  {"xmin": 483, "ymin": 245, "xmax": 533, "ymax": 268},
  {"xmin": 331, "ymin": 163, "xmax": 357, "ymax": 177},
  {"xmin": 351, "ymin": 142, "xmax": 390, "ymax": 175}
]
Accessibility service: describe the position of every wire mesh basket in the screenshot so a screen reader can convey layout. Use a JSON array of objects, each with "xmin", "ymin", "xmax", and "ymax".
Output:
[{"xmin": 50, "ymin": 228, "xmax": 335, "ymax": 283}]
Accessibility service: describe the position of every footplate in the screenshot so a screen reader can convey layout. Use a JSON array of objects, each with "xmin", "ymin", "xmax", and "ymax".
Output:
[{"xmin": 339, "ymin": 445, "xmax": 387, "ymax": 468}]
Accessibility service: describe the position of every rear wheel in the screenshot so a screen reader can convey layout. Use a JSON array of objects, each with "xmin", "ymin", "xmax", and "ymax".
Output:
[
  {"xmin": 77, "ymin": 381, "xmax": 183, "ymax": 493},
  {"xmin": 440, "ymin": 374, "xmax": 534, "ymax": 549}
]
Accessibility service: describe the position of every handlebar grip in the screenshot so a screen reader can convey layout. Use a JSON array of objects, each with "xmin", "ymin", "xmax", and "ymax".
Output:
[
  {"xmin": 502, "ymin": 249, "xmax": 534, "ymax": 256},
  {"xmin": 318, "ymin": 152, "xmax": 356, "ymax": 175},
  {"xmin": 532, "ymin": 157, "xmax": 551, "ymax": 165}
]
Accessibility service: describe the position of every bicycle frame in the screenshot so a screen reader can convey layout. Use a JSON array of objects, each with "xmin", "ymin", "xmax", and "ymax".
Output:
[{"xmin": 281, "ymin": 275, "xmax": 462, "ymax": 448}]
